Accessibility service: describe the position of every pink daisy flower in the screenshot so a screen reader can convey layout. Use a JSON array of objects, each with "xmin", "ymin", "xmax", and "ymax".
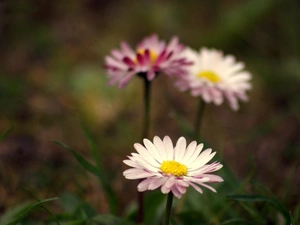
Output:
[
  {"xmin": 174, "ymin": 47, "xmax": 252, "ymax": 110},
  {"xmin": 104, "ymin": 34, "xmax": 192, "ymax": 88},
  {"xmin": 123, "ymin": 136, "xmax": 223, "ymax": 199}
]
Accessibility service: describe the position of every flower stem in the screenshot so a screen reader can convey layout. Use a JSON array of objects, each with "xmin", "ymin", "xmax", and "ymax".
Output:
[
  {"xmin": 142, "ymin": 76, "xmax": 151, "ymax": 138},
  {"xmin": 137, "ymin": 76, "xmax": 151, "ymax": 224},
  {"xmin": 194, "ymin": 98, "xmax": 206, "ymax": 141},
  {"xmin": 137, "ymin": 191, "xmax": 144, "ymax": 224},
  {"xmin": 163, "ymin": 192, "xmax": 174, "ymax": 225}
]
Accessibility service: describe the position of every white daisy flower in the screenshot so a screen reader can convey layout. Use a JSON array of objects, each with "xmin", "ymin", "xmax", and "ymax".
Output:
[
  {"xmin": 174, "ymin": 47, "xmax": 252, "ymax": 110},
  {"xmin": 123, "ymin": 136, "xmax": 223, "ymax": 199}
]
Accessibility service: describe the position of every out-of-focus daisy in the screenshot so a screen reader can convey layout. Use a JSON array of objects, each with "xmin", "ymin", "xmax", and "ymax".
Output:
[
  {"xmin": 174, "ymin": 47, "xmax": 252, "ymax": 110},
  {"xmin": 123, "ymin": 136, "xmax": 223, "ymax": 199},
  {"xmin": 104, "ymin": 34, "xmax": 192, "ymax": 88}
]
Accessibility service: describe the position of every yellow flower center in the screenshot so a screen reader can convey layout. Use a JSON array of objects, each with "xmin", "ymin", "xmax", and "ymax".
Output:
[
  {"xmin": 197, "ymin": 70, "xmax": 220, "ymax": 83},
  {"xmin": 160, "ymin": 160, "xmax": 188, "ymax": 177},
  {"xmin": 136, "ymin": 48, "xmax": 158, "ymax": 64}
]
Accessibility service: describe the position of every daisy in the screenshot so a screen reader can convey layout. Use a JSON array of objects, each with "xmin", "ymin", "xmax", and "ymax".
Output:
[
  {"xmin": 104, "ymin": 34, "xmax": 192, "ymax": 88},
  {"xmin": 123, "ymin": 136, "xmax": 223, "ymax": 199},
  {"xmin": 174, "ymin": 47, "xmax": 252, "ymax": 110}
]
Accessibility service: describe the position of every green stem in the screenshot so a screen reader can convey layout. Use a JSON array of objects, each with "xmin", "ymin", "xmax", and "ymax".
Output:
[
  {"xmin": 194, "ymin": 98, "xmax": 206, "ymax": 141},
  {"xmin": 163, "ymin": 192, "xmax": 174, "ymax": 225},
  {"xmin": 137, "ymin": 76, "xmax": 151, "ymax": 224},
  {"xmin": 142, "ymin": 76, "xmax": 151, "ymax": 139}
]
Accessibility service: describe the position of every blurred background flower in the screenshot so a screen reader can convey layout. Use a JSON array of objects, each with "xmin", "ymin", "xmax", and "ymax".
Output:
[
  {"xmin": 174, "ymin": 47, "xmax": 251, "ymax": 110},
  {"xmin": 104, "ymin": 34, "xmax": 191, "ymax": 87}
]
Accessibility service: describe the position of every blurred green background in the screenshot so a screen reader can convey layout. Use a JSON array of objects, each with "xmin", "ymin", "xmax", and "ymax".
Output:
[{"xmin": 0, "ymin": 0, "xmax": 299, "ymax": 222}]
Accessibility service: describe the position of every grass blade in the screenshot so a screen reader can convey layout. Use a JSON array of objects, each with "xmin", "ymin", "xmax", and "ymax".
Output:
[
  {"xmin": 53, "ymin": 140, "xmax": 117, "ymax": 214},
  {"xmin": 23, "ymin": 186, "xmax": 61, "ymax": 225},
  {"xmin": 228, "ymin": 194, "xmax": 291, "ymax": 225},
  {"xmin": 6, "ymin": 197, "xmax": 59, "ymax": 225},
  {"xmin": 81, "ymin": 124, "xmax": 102, "ymax": 175},
  {"xmin": 52, "ymin": 140, "xmax": 100, "ymax": 176}
]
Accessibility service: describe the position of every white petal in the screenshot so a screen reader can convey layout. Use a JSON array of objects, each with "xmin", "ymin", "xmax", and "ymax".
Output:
[
  {"xmin": 190, "ymin": 149, "xmax": 216, "ymax": 169},
  {"xmin": 192, "ymin": 162, "xmax": 223, "ymax": 175},
  {"xmin": 128, "ymin": 151, "xmax": 159, "ymax": 172},
  {"xmin": 189, "ymin": 182, "xmax": 203, "ymax": 194},
  {"xmin": 123, "ymin": 159, "xmax": 139, "ymax": 168},
  {"xmin": 181, "ymin": 141, "xmax": 197, "ymax": 164},
  {"xmin": 134, "ymin": 143, "xmax": 160, "ymax": 168},
  {"xmin": 143, "ymin": 138, "xmax": 163, "ymax": 163},
  {"xmin": 163, "ymin": 136, "xmax": 174, "ymax": 160},
  {"xmin": 227, "ymin": 72, "xmax": 251, "ymax": 83},
  {"xmin": 123, "ymin": 168, "xmax": 152, "ymax": 179},
  {"xmin": 224, "ymin": 62, "xmax": 244, "ymax": 76},
  {"xmin": 198, "ymin": 182, "xmax": 217, "ymax": 193},
  {"xmin": 153, "ymin": 136, "xmax": 168, "ymax": 160},
  {"xmin": 185, "ymin": 143, "xmax": 203, "ymax": 165},
  {"xmin": 199, "ymin": 174, "xmax": 224, "ymax": 182},
  {"xmin": 174, "ymin": 137, "xmax": 186, "ymax": 162}
]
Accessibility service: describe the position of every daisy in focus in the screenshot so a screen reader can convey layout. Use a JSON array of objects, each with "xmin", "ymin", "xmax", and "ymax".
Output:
[
  {"xmin": 174, "ymin": 47, "xmax": 252, "ymax": 110},
  {"xmin": 123, "ymin": 136, "xmax": 223, "ymax": 198},
  {"xmin": 104, "ymin": 34, "xmax": 192, "ymax": 88}
]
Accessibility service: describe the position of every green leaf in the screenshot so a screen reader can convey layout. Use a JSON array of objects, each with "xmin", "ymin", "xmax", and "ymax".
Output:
[
  {"xmin": 228, "ymin": 194, "xmax": 291, "ymax": 225},
  {"xmin": 4, "ymin": 197, "xmax": 59, "ymax": 225},
  {"xmin": 52, "ymin": 140, "xmax": 100, "ymax": 176}
]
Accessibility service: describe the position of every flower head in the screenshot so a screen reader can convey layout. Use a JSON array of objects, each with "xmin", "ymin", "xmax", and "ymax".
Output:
[
  {"xmin": 123, "ymin": 136, "xmax": 223, "ymax": 198},
  {"xmin": 104, "ymin": 34, "xmax": 192, "ymax": 88},
  {"xmin": 174, "ymin": 47, "xmax": 252, "ymax": 110}
]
